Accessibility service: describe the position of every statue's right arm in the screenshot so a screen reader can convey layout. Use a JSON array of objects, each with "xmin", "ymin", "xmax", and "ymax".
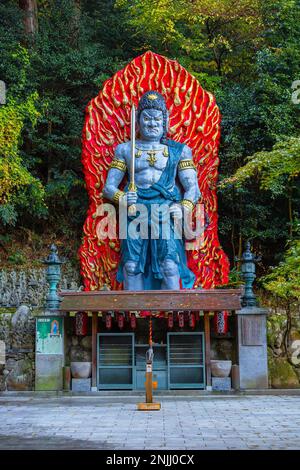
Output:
[{"xmin": 103, "ymin": 144, "xmax": 127, "ymax": 204}]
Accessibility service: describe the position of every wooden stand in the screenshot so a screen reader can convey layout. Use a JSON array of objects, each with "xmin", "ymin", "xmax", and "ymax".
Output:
[
  {"xmin": 91, "ymin": 313, "xmax": 98, "ymax": 391},
  {"xmin": 137, "ymin": 363, "xmax": 161, "ymax": 411},
  {"xmin": 204, "ymin": 312, "xmax": 212, "ymax": 389},
  {"xmin": 137, "ymin": 316, "xmax": 161, "ymax": 411}
]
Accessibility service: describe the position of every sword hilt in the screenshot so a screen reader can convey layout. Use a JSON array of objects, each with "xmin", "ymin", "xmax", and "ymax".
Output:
[{"xmin": 128, "ymin": 182, "xmax": 137, "ymax": 216}]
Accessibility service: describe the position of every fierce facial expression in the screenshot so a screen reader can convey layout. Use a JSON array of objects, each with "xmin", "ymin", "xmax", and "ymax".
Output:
[{"xmin": 139, "ymin": 109, "xmax": 164, "ymax": 142}]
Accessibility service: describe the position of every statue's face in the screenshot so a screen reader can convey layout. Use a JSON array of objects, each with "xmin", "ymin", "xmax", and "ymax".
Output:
[{"xmin": 139, "ymin": 109, "xmax": 164, "ymax": 141}]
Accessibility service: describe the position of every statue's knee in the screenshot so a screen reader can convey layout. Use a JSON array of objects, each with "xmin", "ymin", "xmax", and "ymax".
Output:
[
  {"xmin": 124, "ymin": 261, "xmax": 138, "ymax": 276},
  {"xmin": 161, "ymin": 259, "xmax": 178, "ymax": 277}
]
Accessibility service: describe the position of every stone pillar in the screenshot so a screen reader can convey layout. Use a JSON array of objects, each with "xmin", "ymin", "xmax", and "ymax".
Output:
[
  {"xmin": 236, "ymin": 306, "xmax": 269, "ymax": 389},
  {"xmin": 35, "ymin": 313, "xmax": 65, "ymax": 391},
  {"xmin": 35, "ymin": 245, "xmax": 65, "ymax": 391},
  {"xmin": 235, "ymin": 242, "xmax": 269, "ymax": 389}
]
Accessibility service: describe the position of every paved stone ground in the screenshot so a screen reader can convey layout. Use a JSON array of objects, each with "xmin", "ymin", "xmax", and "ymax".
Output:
[{"xmin": 0, "ymin": 395, "xmax": 300, "ymax": 450}]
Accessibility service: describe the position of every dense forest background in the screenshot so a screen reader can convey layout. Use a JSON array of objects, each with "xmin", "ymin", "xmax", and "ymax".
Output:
[{"xmin": 0, "ymin": 0, "xmax": 299, "ymax": 302}]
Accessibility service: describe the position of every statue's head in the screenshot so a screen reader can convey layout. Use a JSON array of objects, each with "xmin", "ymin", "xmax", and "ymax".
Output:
[{"xmin": 137, "ymin": 91, "xmax": 168, "ymax": 143}]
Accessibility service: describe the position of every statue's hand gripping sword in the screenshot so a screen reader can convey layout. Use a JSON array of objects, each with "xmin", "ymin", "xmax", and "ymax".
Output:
[{"xmin": 128, "ymin": 104, "xmax": 137, "ymax": 216}]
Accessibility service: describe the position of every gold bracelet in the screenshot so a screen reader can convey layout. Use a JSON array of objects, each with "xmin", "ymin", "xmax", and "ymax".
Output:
[
  {"xmin": 109, "ymin": 159, "xmax": 127, "ymax": 172},
  {"xmin": 181, "ymin": 199, "xmax": 194, "ymax": 211},
  {"xmin": 178, "ymin": 159, "xmax": 196, "ymax": 171},
  {"xmin": 112, "ymin": 190, "xmax": 125, "ymax": 204}
]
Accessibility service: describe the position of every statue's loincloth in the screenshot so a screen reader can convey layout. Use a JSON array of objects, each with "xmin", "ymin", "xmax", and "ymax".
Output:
[{"xmin": 116, "ymin": 140, "xmax": 195, "ymax": 289}]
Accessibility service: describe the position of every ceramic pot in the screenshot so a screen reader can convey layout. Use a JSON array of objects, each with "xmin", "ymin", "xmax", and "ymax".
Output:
[
  {"xmin": 70, "ymin": 361, "xmax": 92, "ymax": 379},
  {"xmin": 210, "ymin": 360, "xmax": 232, "ymax": 378}
]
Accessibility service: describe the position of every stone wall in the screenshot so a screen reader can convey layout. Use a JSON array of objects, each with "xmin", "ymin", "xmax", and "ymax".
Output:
[
  {"xmin": 67, "ymin": 335, "xmax": 92, "ymax": 363},
  {"xmin": 0, "ymin": 264, "xmax": 81, "ymax": 391},
  {"xmin": 0, "ymin": 266, "xmax": 81, "ymax": 309},
  {"xmin": 0, "ymin": 306, "xmax": 35, "ymax": 391},
  {"xmin": 267, "ymin": 311, "xmax": 300, "ymax": 388}
]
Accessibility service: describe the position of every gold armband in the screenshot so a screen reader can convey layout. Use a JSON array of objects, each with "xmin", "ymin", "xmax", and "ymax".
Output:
[
  {"xmin": 112, "ymin": 190, "xmax": 125, "ymax": 204},
  {"xmin": 181, "ymin": 199, "xmax": 194, "ymax": 211},
  {"xmin": 109, "ymin": 159, "xmax": 127, "ymax": 172},
  {"xmin": 178, "ymin": 159, "xmax": 196, "ymax": 171}
]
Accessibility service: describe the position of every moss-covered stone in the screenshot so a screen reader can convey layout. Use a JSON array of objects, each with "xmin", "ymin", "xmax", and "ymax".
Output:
[
  {"xmin": 0, "ymin": 308, "xmax": 15, "ymax": 316},
  {"xmin": 35, "ymin": 376, "xmax": 61, "ymax": 391},
  {"xmin": 290, "ymin": 329, "xmax": 300, "ymax": 342},
  {"xmin": 268, "ymin": 356, "xmax": 300, "ymax": 388}
]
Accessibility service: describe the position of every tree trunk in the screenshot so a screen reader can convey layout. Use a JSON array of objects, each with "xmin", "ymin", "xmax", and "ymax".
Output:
[
  {"xmin": 70, "ymin": 0, "xmax": 81, "ymax": 47},
  {"xmin": 288, "ymin": 184, "xmax": 293, "ymax": 237},
  {"xmin": 19, "ymin": 0, "xmax": 38, "ymax": 35},
  {"xmin": 284, "ymin": 302, "xmax": 293, "ymax": 364}
]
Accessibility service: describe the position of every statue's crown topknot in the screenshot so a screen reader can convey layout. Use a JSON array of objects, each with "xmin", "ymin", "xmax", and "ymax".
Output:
[{"xmin": 148, "ymin": 94, "xmax": 158, "ymax": 100}]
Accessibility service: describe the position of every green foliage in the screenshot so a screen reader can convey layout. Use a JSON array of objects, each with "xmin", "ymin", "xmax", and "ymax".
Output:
[
  {"xmin": 0, "ymin": 43, "xmax": 46, "ymax": 225},
  {"xmin": 262, "ymin": 234, "xmax": 300, "ymax": 300},
  {"xmin": 221, "ymin": 137, "xmax": 300, "ymax": 196},
  {"xmin": 116, "ymin": 0, "xmax": 263, "ymax": 77},
  {"xmin": 7, "ymin": 250, "xmax": 26, "ymax": 265}
]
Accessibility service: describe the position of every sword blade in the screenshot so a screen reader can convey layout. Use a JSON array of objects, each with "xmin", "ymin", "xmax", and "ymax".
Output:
[{"xmin": 130, "ymin": 105, "xmax": 136, "ymax": 188}]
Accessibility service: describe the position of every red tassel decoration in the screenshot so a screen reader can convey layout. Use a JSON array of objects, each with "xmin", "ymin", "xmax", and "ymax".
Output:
[
  {"xmin": 167, "ymin": 312, "xmax": 174, "ymax": 329},
  {"xmin": 75, "ymin": 312, "xmax": 88, "ymax": 336},
  {"xmin": 105, "ymin": 313, "xmax": 112, "ymax": 330},
  {"xmin": 118, "ymin": 313, "xmax": 124, "ymax": 330},
  {"xmin": 189, "ymin": 312, "xmax": 196, "ymax": 329},
  {"xmin": 130, "ymin": 313, "xmax": 136, "ymax": 330},
  {"xmin": 178, "ymin": 312, "xmax": 184, "ymax": 328},
  {"xmin": 213, "ymin": 311, "xmax": 229, "ymax": 335}
]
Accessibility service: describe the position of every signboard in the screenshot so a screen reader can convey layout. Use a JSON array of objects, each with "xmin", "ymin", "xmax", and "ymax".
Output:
[
  {"xmin": 241, "ymin": 317, "xmax": 263, "ymax": 346},
  {"xmin": 36, "ymin": 317, "xmax": 63, "ymax": 354}
]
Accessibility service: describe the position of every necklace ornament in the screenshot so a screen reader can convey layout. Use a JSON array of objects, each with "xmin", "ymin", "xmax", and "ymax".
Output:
[
  {"xmin": 135, "ymin": 146, "xmax": 169, "ymax": 160},
  {"xmin": 146, "ymin": 151, "xmax": 158, "ymax": 167}
]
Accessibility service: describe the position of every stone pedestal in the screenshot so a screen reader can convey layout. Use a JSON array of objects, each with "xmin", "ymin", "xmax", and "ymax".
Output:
[
  {"xmin": 236, "ymin": 306, "xmax": 269, "ymax": 389},
  {"xmin": 212, "ymin": 377, "xmax": 231, "ymax": 391},
  {"xmin": 35, "ymin": 313, "xmax": 65, "ymax": 391},
  {"xmin": 72, "ymin": 378, "xmax": 91, "ymax": 392}
]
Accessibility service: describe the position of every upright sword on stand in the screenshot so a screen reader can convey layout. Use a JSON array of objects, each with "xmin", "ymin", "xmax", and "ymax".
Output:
[{"xmin": 128, "ymin": 104, "xmax": 137, "ymax": 216}]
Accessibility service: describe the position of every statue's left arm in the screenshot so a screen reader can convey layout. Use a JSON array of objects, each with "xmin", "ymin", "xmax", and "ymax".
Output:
[{"xmin": 178, "ymin": 145, "xmax": 201, "ymax": 210}]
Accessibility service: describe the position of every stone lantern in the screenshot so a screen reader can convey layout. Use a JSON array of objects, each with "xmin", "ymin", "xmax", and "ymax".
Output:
[
  {"xmin": 35, "ymin": 245, "xmax": 65, "ymax": 391},
  {"xmin": 237, "ymin": 241, "xmax": 261, "ymax": 308},
  {"xmin": 235, "ymin": 241, "xmax": 269, "ymax": 390},
  {"xmin": 43, "ymin": 244, "xmax": 64, "ymax": 312}
]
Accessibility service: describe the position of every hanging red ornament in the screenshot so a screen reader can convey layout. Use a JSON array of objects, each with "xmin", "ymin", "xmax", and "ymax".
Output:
[
  {"xmin": 213, "ymin": 311, "xmax": 229, "ymax": 335},
  {"xmin": 189, "ymin": 312, "xmax": 196, "ymax": 329},
  {"xmin": 140, "ymin": 310, "xmax": 151, "ymax": 317},
  {"xmin": 130, "ymin": 313, "xmax": 136, "ymax": 330},
  {"xmin": 178, "ymin": 312, "xmax": 184, "ymax": 328},
  {"xmin": 105, "ymin": 313, "xmax": 112, "ymax": 330},
  {"xmin": 75, "ymin": 312, "xmax": 88, "ymax": 336},
  {"xmin": 118, "ymin": 313, "xmax": 124, "ymax": 330},
  {"xmin": 167, "ymin": 312, "xmax": 174, "ymax": 329}
]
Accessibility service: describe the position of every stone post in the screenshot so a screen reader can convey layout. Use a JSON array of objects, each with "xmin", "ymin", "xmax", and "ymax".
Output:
[
  {"xmin": 35, "ymin": 245, "xmax": 65, "ymax": 391},
  {"xmin": 236, "ymin": 242, "xmax": 269, "ymax": 389}
]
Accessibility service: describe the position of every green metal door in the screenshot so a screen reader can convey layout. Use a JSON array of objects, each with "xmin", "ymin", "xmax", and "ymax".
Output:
[
  {"xmin": 97, "ymin": 333, "xmax": 135, "ymax": 390},
  {"xmin": 167, "ymin": 332, "xmax": 205, "ymax": 389}
]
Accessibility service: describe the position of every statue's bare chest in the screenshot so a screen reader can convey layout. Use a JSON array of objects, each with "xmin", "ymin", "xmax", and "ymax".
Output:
[{"xmin": 124, "ymin": 145, "xmax": 169, "ymax": 173}]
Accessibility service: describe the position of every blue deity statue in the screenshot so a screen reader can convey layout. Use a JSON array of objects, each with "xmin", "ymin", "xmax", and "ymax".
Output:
[{"xmin": 103, "ymin": 91, "xmax": 201, "ymax": 290}]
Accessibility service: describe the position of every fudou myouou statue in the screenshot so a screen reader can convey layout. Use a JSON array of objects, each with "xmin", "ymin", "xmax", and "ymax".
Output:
[
  {"xmin": 103, "ymin": 91, "xmax": 201, "ymax": 290},
  {"xmin": 79, "ymin": 51, "xmax": 230, "ymax": 292}
]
